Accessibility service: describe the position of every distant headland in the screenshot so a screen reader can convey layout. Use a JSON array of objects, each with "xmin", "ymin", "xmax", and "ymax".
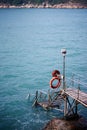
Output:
[{"xmin": 0, "ymin": 1, "xmax": 87, "ymax": 9}]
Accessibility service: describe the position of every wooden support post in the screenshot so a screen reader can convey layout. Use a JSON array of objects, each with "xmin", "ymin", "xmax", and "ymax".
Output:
[
  {"xmin": 64, "ymin": 95, "xmax": 68, "ymax": 116},
  {"xmin": 75, "ymin": 100, "xmax": 78, "ymax": 115},
  {"xmin": 28, "ymin": 93, "xmax": 30, "ymax": 100},
  {"xmin": 32, "ymin": 91, "xmax": 38, "ymax": 107},
  {"xmin": 66, "ymin": 97, "xmax": 74, "ymax": 115},
  {"xmin": 48, "ymin": 90, "xmax": 51, "ymax": 105},
  {"xmin": 36, "ymin": 91, "xmax": 38, "ymax": 101}
]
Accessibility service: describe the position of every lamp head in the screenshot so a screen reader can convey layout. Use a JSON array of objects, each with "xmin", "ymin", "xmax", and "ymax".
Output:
[{"xmin": 61, "ymin": 49, "xmax": 67, "ymax": 56}]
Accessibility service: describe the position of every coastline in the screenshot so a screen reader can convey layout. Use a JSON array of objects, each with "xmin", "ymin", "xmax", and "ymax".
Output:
[
  {"xmin": 43, "ymin": 117, "xmax": 87, "ymax": 130},
  {"xmin": 0, "ymin": 2, "xmax": 87, "ymax": 9}
]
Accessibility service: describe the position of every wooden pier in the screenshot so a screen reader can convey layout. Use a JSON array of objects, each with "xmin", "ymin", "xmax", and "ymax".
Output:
[
  {"xmin": 65, "ymin": 88, "xmax": 87, "ymax": 107},
  {"xmin": 31, "ymin": 49, "xmax": 87, "ymax": 118},
  {"xmin": 32, "ymin": 87, "xmax": 87, "ymax": 118}
]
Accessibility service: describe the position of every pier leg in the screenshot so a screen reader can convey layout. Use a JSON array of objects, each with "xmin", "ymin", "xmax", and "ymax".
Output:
[
  {"xmin": 32, "ymin": 91, "xmax": 38, "ymax": 107},
  {"xmin": 64, "ymin": 96, "xmax": 68, "ymax": 116},
  {"xmin": 75, "ymin": 100, "xmax": 78, "ymax": 115}
]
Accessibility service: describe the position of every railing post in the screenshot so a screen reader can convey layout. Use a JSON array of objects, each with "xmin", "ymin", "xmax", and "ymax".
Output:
[{"xmin": 71, "ymin": 74, "xmax": 74, "ymax": 87}]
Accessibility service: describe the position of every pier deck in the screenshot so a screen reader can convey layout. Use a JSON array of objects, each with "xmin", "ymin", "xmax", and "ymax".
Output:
[{"xmin": 65, "ymin": 88, "xmax": 87, "ymax": 107}]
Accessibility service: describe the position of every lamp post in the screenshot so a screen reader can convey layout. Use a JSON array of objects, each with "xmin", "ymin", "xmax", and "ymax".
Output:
[
  {"xmin": 61, "ymin": 49, "xmax": 67, "ymax": 117},
  {"xmin": 61, "ymin": 49, "xmax": 67, "ymax": 90}
]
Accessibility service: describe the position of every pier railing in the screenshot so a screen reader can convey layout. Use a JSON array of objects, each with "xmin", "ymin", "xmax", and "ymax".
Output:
[{"xmin": 66, "ymin": 72, "xmax": 87, "ymax": 92}]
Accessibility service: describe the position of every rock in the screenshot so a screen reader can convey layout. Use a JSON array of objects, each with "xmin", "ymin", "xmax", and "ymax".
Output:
[
  {"xmin": 0, "ymin": 2, "xmax": 87, "ymax": 8},
  {"xmin": 43, "ymin": 116, "xmax": 87, "ymax": 130}
]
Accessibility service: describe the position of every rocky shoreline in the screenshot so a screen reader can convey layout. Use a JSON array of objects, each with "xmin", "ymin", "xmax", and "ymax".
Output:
[
  {"xmin": 43, "ymin": 116, "xmax": 87, "ymax": 130},
  {"xmin": 0, "ymin": 2, "xmax": 87, "ymax": 9}
]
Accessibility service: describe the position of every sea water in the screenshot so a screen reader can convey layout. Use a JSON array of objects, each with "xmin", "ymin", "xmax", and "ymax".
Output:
[{"xmin": 0, "ymin": 8, "xmax": 87, "ymax": 130}]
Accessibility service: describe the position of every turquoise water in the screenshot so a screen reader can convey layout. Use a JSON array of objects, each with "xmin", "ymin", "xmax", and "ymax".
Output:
[{"xmin": 0, "ymin": 8, "xmax": 87, "ymax": 130}]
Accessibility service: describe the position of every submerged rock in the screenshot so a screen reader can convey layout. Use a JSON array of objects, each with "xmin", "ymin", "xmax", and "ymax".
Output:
[{"xmin": 43, "ymin": 116, "xmax": 87, "ymax": 130}]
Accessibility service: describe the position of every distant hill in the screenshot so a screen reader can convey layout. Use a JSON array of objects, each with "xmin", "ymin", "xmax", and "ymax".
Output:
[{"xmin": 0, "ymin": 0, "xmax": 87, "ymax": 6}]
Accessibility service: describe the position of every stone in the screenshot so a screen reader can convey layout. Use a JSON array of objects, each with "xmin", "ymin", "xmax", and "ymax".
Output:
[{"xmin": 43, "ymin": 116, "xmax": 87, "ymax": 130}]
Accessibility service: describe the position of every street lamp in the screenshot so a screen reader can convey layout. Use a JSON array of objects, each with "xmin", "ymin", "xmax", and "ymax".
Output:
[
  {"xmin": 61, "ymin": 49, "xmax": 67, "ymax": 116},
  {"xmin": 61, "ymin": 49, "xmax": 67, "ymax": 90}
]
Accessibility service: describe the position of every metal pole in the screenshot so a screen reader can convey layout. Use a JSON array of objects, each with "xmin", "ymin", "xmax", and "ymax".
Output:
[
  {"xmin": 63, "ymin": 55, "xmax": 66, "ymax": 90},
  {"xmin": 61, "ymin": 49, "xmax": 66, "ymax": 90},
  {"xmin": 61, "ymin": 49, "xmax": 67, "ymax": 117}
]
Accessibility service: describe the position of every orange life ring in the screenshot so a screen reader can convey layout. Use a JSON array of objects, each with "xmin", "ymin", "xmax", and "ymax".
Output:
[
  {"xmin": 50, "ymin": 77, "xmax": 61, "ymax": 89},
  {"xmin": 52, "ymin": 70, "xmax": 60, "ymax": 77}
]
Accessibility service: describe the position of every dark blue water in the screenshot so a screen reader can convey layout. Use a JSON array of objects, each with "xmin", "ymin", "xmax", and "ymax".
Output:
[{"xmin": 0, "ymin": 8, "xmax": 87, "ymax": 130}]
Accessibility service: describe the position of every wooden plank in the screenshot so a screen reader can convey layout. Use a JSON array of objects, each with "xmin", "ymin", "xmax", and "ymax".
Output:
[
  {"xmin": 38, "ymin": 102, "xmax": 49, "ymax": 108},
  {"xmin": 65, "ymin": 88, "xmax": 87, "ymax": 107},
  {"xmin": 38, "ymin": 100, "xmax": 61, "ymax": 109}
]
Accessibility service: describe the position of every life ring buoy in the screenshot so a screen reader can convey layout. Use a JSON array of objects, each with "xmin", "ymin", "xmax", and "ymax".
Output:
[
  {"xmin": 52, "ymin": 70, "xmax": 60, "ymax": 77},
  {"xmin": 50, "ymin": 77, "xmax": 61, "ymax": 89}
]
